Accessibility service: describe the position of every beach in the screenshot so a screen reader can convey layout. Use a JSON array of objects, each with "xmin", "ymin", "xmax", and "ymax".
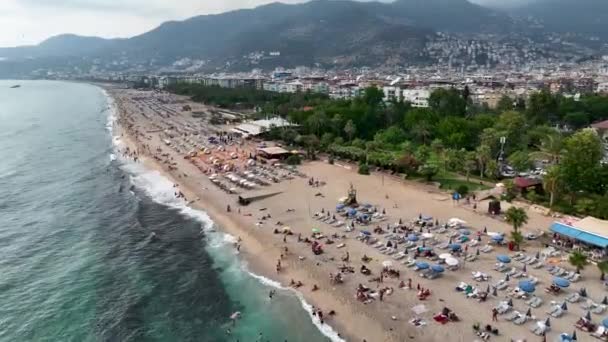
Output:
[{"xmin": 107, "ymin": 84, "xmax": 608, "ymax": 342}]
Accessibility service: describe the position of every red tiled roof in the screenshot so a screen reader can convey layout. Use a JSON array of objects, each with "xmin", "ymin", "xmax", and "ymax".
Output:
[
  {"xmin": 514, "ymin": 177, "xmax": 542, "ymax": 188},
  {"xmin": 591, "ymin": 120, "xmax": 608, "ymax": 130}
]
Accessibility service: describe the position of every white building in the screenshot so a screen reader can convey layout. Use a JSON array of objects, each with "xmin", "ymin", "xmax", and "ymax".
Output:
[
  {"xmin": 597, "ymin": 82, "xmax": 608, "ymax": 94},
  {"xmin": 402, "ymin": 89, "xmax": 430, "ymax": 108}
]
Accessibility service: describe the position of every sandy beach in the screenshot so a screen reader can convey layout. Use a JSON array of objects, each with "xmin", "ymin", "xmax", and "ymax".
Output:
[{"xmin": 105, "ymin": 85, "xmax": 608, "ymax": 342}]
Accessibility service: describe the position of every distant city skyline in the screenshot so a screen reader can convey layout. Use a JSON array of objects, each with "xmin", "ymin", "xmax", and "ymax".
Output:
[{"xmin": 1, "ymin": 0, "xmax": 537, "ymax": 48}]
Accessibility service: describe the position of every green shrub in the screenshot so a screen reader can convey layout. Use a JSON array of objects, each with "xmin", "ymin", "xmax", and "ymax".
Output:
[
  {"xmin": 358, "ymin": 163, "xmax": 370, "ymax": 175},
  {"xmin": 286, "ymin": 155, "xmax": 301, "ymax": 165},
  {"xmin": 456, "ymin": 185, "xmax": 469, "ymax": 196}
]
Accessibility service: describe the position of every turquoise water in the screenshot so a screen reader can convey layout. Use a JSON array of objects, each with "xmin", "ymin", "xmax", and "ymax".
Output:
[{"xmin": 0, "ymin": 80, "xmax": 335, "ymax": 342}]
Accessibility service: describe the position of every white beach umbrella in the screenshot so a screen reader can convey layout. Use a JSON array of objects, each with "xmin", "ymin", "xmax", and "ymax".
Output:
[
  {"xmin": 382, "ymin": 260, "xmax": 393, "ymax": 268},
  {"xmin": 439, "ymin": 253, "xmax": 452, "ymax": 259},
  {"xmin": 422, "ymin": 233, "xmax": 434, "ymax": 239},
  {"xmin": 445, "ymin": 257, "xmax": 459, "ymax": 266},
  {"xmin": 448, "ymin": 218, "xmax": 467, "ymax": 226}
]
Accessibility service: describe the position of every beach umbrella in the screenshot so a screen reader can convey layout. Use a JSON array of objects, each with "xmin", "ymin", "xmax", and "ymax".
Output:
[
  {"xmin": 407, "ymin": 234, "xmax": 419, "ymax": 242},
  {"xmin": 492, "ymin": 235, "xmax": 504, "ymax": 242},
  {"xmin": 448, "ymin": 243, "xmax": 462, "ymax": 251},
  {"xmin": 526, "ymin": 308, "xmax": 532, "ymax": 317},
  {"xmin": 602, "ymin": 296, "xmax": 608, "ymax": 305},
  {"xmin": 361, "ymin": 230, "xmax": 372, "ymax": 236},
  {"xmin": 518, "ymin": 280, "xmax": 536, "ymax": 293},
  {"xmin": 382, "ymin": 260, "xmax": 393, "ymax": 268},
  {"xmin": 492, "ymin": 286, "xmax": 498, "ymax": 296},
  {"xmin": 507, "ymin": 298, "xmax": 513, "ymax": 307},
  {"xmin": 422, "ymin": 215, "xmax": 432, "ymax": 221},
  {"xmin": 415, "ymin": 261, "xmax": 429, "ymax": 270},
  {"xmin": 362, "ymin": 203, "xmax": 372, "ymax": 209},
  {"xmin": 422, "ymin": 233, "xmax": 434, "ymax": 239},
  {"xmin": 553, "ymin": 277, "xmax": 570, "ymax": 288},
  {"xmin": 561, "ymin": 302, "xmax": 568, "ymax": 311},
  {"xmin": 483, "ymin": 227, "xmax": 488, "ymax": 233},
  {"xmin": 505, "ymin": 274, "xmax": 510, "ymax": 281},
  {"xmin": 431, "ymin": 265, "xmax": 444, "ymax": 273},
  {"xmin": 445, "ymin": 257, "xmax": 459, "ymax": 266},
  {"xmin": 335, "ymin": 203, "xmax": 346, "ymax": 210},
  {"xmin": 587, "ymin": 311, "xmax": 593, "ymax": 321},
  {"xmin": 476, "ymin": 249, "xmax": 480, "ymax": 256},
  {"xmin": 497, "ymin": 255, "xmax": 511, "ymax": 263},
  {"xmin": 459, "ymin": 229, "xmax": 471, "ymax": 236},
  {"xmin": 602, "ymin": 317, "xmax": 608, "ymax": 328},
  {"xmin": 347, "ymin": 208, "xmax": 357, "ymax": 216},
  {"xmin": 312, "ymin": 228, "xmax": 320, "ymax": 233},
  {"xmin": 439, "ymin": 253, "xmax": 452, "ymax": 259},
  {"xmin": 459, "ymin": 236, "xmax": 470, "ymax": 242},
  {"xmin": 545, "ymin": 317, "xmax": 551, "ymax": 327}
]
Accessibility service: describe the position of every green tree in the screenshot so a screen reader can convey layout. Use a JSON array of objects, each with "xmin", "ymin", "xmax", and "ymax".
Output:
[
  {"xmin": 486, "ymin": 160, "xmax": 499, "ymax": 180},
  {"xmin": 418, "ymin": 162, "xmax": 439, "ymax": 182},
  {"xmin": 320, "ymin": 132, "xmax": 335, "ymax": 149},
  {"xmin": 543, "ymin": 166, "xmax": 562, "ymax": 209},
  {"xmin": 598, "ymin": 261, "xmax": 608, "ymax": 281},
  {"xmin": 507, "ymin": 151, "xmax": 532, "ymax": 172},
  {"xmin": 574, "ymin": 198, "xmax": 597, "ymax": 216},
  {"xmin": 530, "ymin": 132, "xmax": 564, "ymax": 164},
  {"xmin": 475, "ymin": 144, "xmax": 492, "ymax": 179},
  {"xmin": 496, "ymin": 95, "xmax": 514, "ymax": 112},
  {"xmin": 510, "ymin": 230, "xmax": 524, "ymax": 251},
  {"xmin": 568, "ymin": 251, "xmax": 588, "ymax": 274},
  {"xmin": 344, "ymin": 120, "xmax": 357, "ymax": 141},
  {"xmin": 428, "ymin": 88, "xmax": 466, "ymax": 117},
  {"xmin": 412, "ymin": 121, "xmax": 433, "ymax": 144},
  {"xmin": 560, "ymin": 129, "xmax": 603, "ymax": 195},
  {"xmin": 331, "ymin": 114, "xmax": 343, "ymax": 136},
  {"xmin": 504, "ymin": 207, "xmax": 528, "ymax": 232},
  {"xmin": 464, "ymin": 151, "xmax": 477, "ymax": 182},
  {"xmin": 527, "ymin": 89, "xmax": 558, "ymax": 124},
  {"xmin": 564, "ymin": 112, "xmax": 590, "ymax": 130}
]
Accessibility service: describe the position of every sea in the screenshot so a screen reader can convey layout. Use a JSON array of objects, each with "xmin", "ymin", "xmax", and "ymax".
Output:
[{"xmin": 0, "ymin": 80, "xmax": 339, "ymax": 342}]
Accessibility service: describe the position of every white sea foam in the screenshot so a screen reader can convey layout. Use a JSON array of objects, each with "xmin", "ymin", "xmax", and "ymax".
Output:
[{"xmin": 102, "ymin": 89, "xmax": 344, "ymax": 342}]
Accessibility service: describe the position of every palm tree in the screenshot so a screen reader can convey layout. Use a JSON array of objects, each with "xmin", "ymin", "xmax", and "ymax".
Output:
[
  {"xmin": 504, "ymin": 207, "xmax": 528, "ymax": 232},
  {"xmin": 413, "ymin": 122, "xmax": 432, "ymax": 145},
  {"xmin": 543, "ymin": 166, "xmax": 561, "ymax": 209},
  {"xmin": 531, "ymin": 133, "xmax": 564, "ymax": 164},
  {"xmin": 597, "ymin": 261, "xmax": 608, "ymax": 281},
  {"xmin": 568, "ymin": 251, "xmax": 588, "ymax": 274},
  {"xmin": 343, "ymin": 120, "xmax": 356, "ymax": 142},
  {"xmin": 510, "ymin": 230, "xmax": 524, "ymax": 251},
  {"xmin": 475, "ymin": 144, "xmax": 492, "ymax": 179}
]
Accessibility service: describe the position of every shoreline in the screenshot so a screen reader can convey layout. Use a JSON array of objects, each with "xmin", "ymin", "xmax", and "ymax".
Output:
[{"xmin": 104, "ymin": 88, "xmax": 356, "ymax": 341}]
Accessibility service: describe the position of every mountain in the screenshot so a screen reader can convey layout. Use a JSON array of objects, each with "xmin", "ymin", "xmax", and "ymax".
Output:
[
  {"xmin": 0, "ymin": 0, "xmax": 604, "ymax": 77},
  {"xmin": 510, "ymin": 0, "xmax": 608, "ymax": 39}
]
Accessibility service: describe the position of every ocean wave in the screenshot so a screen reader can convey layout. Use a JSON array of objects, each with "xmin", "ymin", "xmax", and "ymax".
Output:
[{"xmin": 103, "ymin": 90, "xmax": 344, "ymax": 342}]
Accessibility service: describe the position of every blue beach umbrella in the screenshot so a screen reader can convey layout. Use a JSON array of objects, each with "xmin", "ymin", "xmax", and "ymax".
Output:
[
  {"xmin": 361, "ymin": 230, "xmax": 371, "ymax": 236},
  {"xmin": 448, "ymin": 243, "xmax": 462, "ymax": 251},
  {"xmin": 459, "ymin": 229, "xmax": 471, "ymax": 236},
  {"xmin": 336, "ymin": 203, "xmax": 346, "ymax": 210},
  {"xmin": 492, "ymin": 235, "xmax": 504, "ymax": 242},
  {"xmin": 518, "ymin": 280, "xmax": 536, "ymax": 293},
  {"xmin": 431, "ymin": 265, "xmax": 445, "ymax": 273},
  {"xmin": 421, "ymin": 215, "xmax": 432, "ymax": 221},
  {"xmin": 496, "ymin": 255, "xmax": 511, "ymax": 263},
  {"xmin": 415, "ymin": 261, "xmax": 429, "ymax": 270},
  {"xmin": 408, "ymin": 234, "xmax": 419, "ymax": 242},
  {"xmin": 553, "ymin": 277, "xmax": 570, "ymax": 288},
  {"xmin": 347, "ymin": 208, "xmax": 357, "ymax": 216}
]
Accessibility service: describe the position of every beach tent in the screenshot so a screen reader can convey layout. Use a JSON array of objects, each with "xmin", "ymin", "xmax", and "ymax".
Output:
[
  {"xmin": 518, "ymin": 280, "xmax": 536, "ymax": 293},
  {"xmin": 496, "ymin": 255, "xmax": 511, "ymax": 263},
  {"xmin": 553, "ymin": 277, "xmax": 570, "ymax": 288}
]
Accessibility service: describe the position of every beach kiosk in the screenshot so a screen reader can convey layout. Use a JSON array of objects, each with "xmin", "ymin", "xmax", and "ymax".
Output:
[{"xmin": 549, "ymin": 217, "xmax": 608, "ymax": 259}]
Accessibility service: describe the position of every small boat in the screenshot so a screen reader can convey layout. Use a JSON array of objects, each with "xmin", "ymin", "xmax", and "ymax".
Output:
[{"xmin": 10, "ymin": 85, "xmax": 20, "ymax": 89}]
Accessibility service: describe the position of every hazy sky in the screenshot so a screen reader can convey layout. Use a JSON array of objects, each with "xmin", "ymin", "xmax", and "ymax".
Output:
[{"xmin": 0, "ymin": 0, "xmax": 533, "ymax": 48}]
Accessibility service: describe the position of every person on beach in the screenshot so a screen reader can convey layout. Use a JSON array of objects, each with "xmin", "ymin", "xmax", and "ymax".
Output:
[{"xmin": 492, "ymin": 308, "xmax": 498, "ymax": 322}]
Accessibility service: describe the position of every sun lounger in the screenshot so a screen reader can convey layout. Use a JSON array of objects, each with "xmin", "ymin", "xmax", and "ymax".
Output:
[
  {"xmin": 570, "ymin": 273, "xmax": 581, "ymax": 282},
  {"xmin": 494, "ymin": 264, "xmax": 509, "ymax": 272},
  {"xmin": 437, "ymin": 242, "xmax": 449, "ymax": 249},
  {"xmin": 530, "ymin": 321, "xmax": 549, "ymax": 335},
  {"xmin": 466, "ymin": 254, "xmax": 477, "ymax": 262},
  {"xmin": 481, "ymin": 245, "xmax": 493, "ymax": 253},
  {"xmin": 514, "ymin": 314, "xmax": 528, "ymax": 325},
  {"xmin": 532, "ymin": 262, "xmax": 544, "ymax": 269},
  {"xmin": 393, "ymin": 252, "xmax": 406, "ymax": 260},
  {"xmin": 582, "ymin": 300, "xmax": 598, "ymax": 310},
  {"xmin": 385, "ymin": 249, "xmax": 397, "ymax": 255},
  {"xmin": 332, "ymin": 220, "xmax": 344, "ymax": 227},
  {"xmin": 566, "ymin": 293, "xmax": 581, "ymax": 303},
  {"xmin": 512, "ymin": 252, "xmax": 525, "ymax": 261},
  {"xmin": 530, "ymin": 297, "xmax": 543, "ymax": 308},
  {"xmin": 506, "ymin": 268, "xmax": 517, "ymax": 276},
  {"xmin": 550, "ymin": 308, "xmax": 564, "ymax": 318},
  {"xmin": 593, "ymin": 305, "xmax": 607, "ymax": 315},
  {"xmin": 513, "ymin": 271, "xmax": 524, "ymax": 278},
  {"xmin": 436, "ymin": 227, "xmax": 447, "ymax": 234},
  {"xmin": 520, "ymin": 256, "xmax": 532, "ymax": 264},
  {"xmin": 525, "ymin": 257, "xmax": 538, "ymax": 265},
  {"xmin": 546, "ymin": 306, "xmax": 560, "ymax": 316},
  {"xmin": 528, "ymin": 277, "xmax": 540, "ymax": 285},
  {"xmin": 496, "ymin": 302, "xmax": 512, "ymax": 314},
  {"xmin": 495, "ymin": 281, "xmax": 508, "ymax": 291},
  {"xmin": 549, "ymin": 267, "xmax": 562, "ymax": 275},
  {"xmin": 404, "ymin": 259, "xmax": 416, "ymax": 267},
  {"xmin": 504, "ymin": 311, "xmax": 519, "ymax": 321},
  {"xmin": 591, "ymin": 326, "xmax": 608, "ymax": 340}
]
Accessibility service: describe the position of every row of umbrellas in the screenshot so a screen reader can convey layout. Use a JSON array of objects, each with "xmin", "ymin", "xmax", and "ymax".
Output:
[{"xmin": 414, "ymin": 261, "xmax": 445, "ymax": 273}]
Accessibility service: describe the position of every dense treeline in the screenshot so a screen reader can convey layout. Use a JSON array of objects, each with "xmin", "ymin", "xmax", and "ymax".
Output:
[
  {"xmin": 170, "ymin": 83, "xmax": 608, "ymax": 219},
  {"xmin": 168, "ymin": 83, "xmax": 328, "ymax": 111}
]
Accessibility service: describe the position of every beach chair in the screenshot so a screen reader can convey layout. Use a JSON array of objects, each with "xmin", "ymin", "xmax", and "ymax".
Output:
[
  {"xmin": 520, "ymin": 255, "xmax": 532, "ymax": 264},
  {"xmin": 494, "ymin": 264, "xmax": 509, "ymax": 272},
  {"xmin": 550, "ymin": 307, "xmax": 564, "ymax": 318},
  {"xmin": 582, "ymin": 300, "xmax": 598, "ymax": 310},
  {"xmin": 513, "ymin": 271, "xmax": 524, "ymax": 278},
  {"xmin": 532, "ymin": 261, "xmax": 544, "ymax": 269},
  {"xmin": 570, "ymin": 273, "xmax": 581, "ymax": 282},
  {"xmin": 513, "ymin": 314, "xmax": 528, "ymax": 325},
  {"xmin": 496, "ymin": 302, "xmax": 512, "ymax": 314},
  {"xmin": 504, "ymin": 311, "xmax": 519, "ymax": 321},
  {"xmin": 530, "ymin": 297, "xmax": 543, "ymax": 308},
  {"xmin": 404, "ymin": 259, "xmax": 416, "ymax": 267},
  {"xmin": 593, "ymin": 304, "xmax": 607, "ymax": 315},
  {"xmin": 530, "ymin": 321, "xmax": 549, "ymax": 335},
  {"xmin": 512, "ymin": 252, "xmax": 525, "ymax": 261},
  {"xmin": 481, "ymin": 245, "xmax": 493, "ymax": 253},
  {"xmin": 566, "ymin": 292, "xmax": 581, "ymax": 303},
  {"xmin": 546, "ymin": 305, "xmax": 560, "ymax": 316},
  {"xmin": 393, "ymin": 252, "xmax": 406, "ymax": 260},
  {"xmin": 506, "ymin": 268, "xmax": 517, "ymax": 276},
  {"xmin": 525, "ymin": 257, "xmax": 538, "ymax": 265},
  {"xmin": 528, "ymin": 277, "xmax": 540, "ymax": 285},
  {"xmin": 466, "ymin": 254, "xmax": 477, "ymax": 262},
  {"xmin": 495, "ymin": 281, "xmax": 508, "ymax": 291}
]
